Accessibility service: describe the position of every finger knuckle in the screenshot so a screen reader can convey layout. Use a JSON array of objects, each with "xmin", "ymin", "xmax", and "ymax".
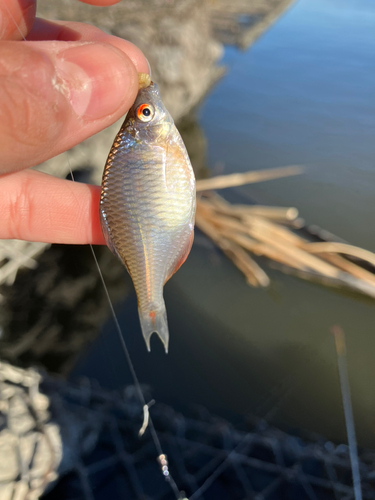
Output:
[
  {"xmin": 7, "ymin": 175, "xmax": 34, "ymax": 240},
  {"xmin": 0, "ymin": 44, "xmax": 65, "ymax": 154}
]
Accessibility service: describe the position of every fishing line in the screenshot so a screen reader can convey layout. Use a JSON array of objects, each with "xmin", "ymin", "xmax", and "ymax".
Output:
[
  {"xmin": 5, "ymin": 4, "xmax": 184, "ymax": 494},
  {"xmin": 70, "ymin": 171, "xmax": 184, "ymax": 500},
  {"xmin": 90, "ymin": 245, "xmax": 184, "ymax": 499},
  {"xmin": 3, "ymin": 2, "xmax": 26, "ymax": 40}
]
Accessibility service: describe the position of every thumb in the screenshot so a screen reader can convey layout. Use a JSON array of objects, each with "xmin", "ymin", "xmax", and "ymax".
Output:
[{"xmin": 0, "ymin": 40, "xmax": 139, "ymax": 173}]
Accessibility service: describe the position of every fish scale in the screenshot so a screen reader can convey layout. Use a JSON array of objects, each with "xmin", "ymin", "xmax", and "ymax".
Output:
[{"xmin": 100, "ymin": 79, "xmax": 196, "ymax": 352}]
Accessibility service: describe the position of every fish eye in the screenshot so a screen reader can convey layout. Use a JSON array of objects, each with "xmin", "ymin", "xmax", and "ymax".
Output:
[{"xmin": 136, "ymin": 104, "xmax": 155, "ymax": 122}]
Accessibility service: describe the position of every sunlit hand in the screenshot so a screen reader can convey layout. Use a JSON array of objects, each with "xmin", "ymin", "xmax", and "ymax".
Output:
[{"xmin": 0, "ymin": 0, "xmax": 149, "ymax": 245}]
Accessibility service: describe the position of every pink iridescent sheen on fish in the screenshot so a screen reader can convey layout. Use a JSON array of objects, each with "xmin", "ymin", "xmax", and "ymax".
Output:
[{"xmin": 100, "ymin": 75, "xmax": 196, "ymax": 353}]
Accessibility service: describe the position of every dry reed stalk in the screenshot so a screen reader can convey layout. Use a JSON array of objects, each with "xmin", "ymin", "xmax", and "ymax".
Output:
[
  {"xmin": 201, "ymin": 198, "xmax": 299, "ymax": 222},
  {"xmin": 330, "ymin": 325, "xmax": 363, "ymax": 500},
  {"xmin": 244, "ymin": 215, "xmax": 306, "ymax": 246},
  {"xmin": 195, "ymin": 212, "xmax": 270, "ymax": 287},
  {"xmin": 198, "ymin": 210, "xmax": 315, "ymax": 271},
  {"xmin": 238, "ymin": 206, "xmax": 298, "ymax": 221},
  {"xmin": 201, "ymin": 210, "xmax": 252, "ymax": 234},
  {"xmin": 195, "ymin": 165, "xmax": 303, "ymax": 192},
  {"xmin": 200, "ymin": 191, "xmax": 231, "ymax": 207},
  {"xmin": 197, "ymin": 197, "xmax": 298, "ymax": 269},
  {"xmin": 318, "ymin": 253, "xmax": 375, "ymax": 287},
  {"xmin": 244, "ymin": 224, "xmax": 341, "ymax": 278},
  {"xmin": 197, "ymin": 206, "xmax": 341, "ymax": 277},
  {"xmin": 278, "ymin": 217, "xmax": 305, "ymax": 229},
  {"xmin": 201, "ymin": 192, "xmax": 303, "ymax": 234},
  {"xmin": 272, "ymin": 262, "xmax": 375, "ymax": 299},
  {"xmin": 194, "ymin": 167, "xmax": 375, "ymax": 298},
  {"xmin": 303, "ymin": 242, "xmax": 375, "ymax": 268},
  {"xmin": 218, "ymin": 228, "xmax": 307, "ymax": 270},
  {"xmin": 223, "ymin": 241, "xmax": 270, "ymax": 287},
  {"xmin": 200, "ymin": 213, "xmax": 306, "ymax": 270}
]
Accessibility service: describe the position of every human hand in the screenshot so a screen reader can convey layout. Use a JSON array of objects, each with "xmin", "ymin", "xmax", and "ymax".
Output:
[{"xmin": 0, "ymin": 0, "xmax": 149, "ymax": 245}]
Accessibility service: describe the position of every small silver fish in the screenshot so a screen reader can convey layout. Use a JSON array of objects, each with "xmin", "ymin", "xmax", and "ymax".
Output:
[{"xmin": 100, "ymin": 75, "xmax": 196, "ymax": 352}]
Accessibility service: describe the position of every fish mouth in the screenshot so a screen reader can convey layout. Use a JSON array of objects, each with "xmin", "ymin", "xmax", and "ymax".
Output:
[{"xmin": 138, "ymin": 73, "xmax": 152, "ymax": 90}]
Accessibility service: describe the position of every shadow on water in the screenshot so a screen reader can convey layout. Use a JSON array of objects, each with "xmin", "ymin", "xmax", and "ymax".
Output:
[{"xmin": 2, "ymin": 0, "xmax": 375, "ymax": 449}]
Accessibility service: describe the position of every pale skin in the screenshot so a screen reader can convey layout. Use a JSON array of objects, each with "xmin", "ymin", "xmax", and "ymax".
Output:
[{"xmin": 0, "ymin": 0, "xmax": 150, "ymax": 245}]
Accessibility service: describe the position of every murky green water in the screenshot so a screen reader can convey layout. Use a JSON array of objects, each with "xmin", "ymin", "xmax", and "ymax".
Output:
[{"xmin": 70, "ymin": 0, "xmax": 375, "ymax": 446}]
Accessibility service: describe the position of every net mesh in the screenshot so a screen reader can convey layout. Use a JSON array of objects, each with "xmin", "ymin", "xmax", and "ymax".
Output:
[
  {"xmin": 45, "ymin": 403, "xmax": 375, "ymax": 500},
  {"xmin": 1, "ymin": 361, "xmax": 375, "ymax": 500},
  {"xmin": 1, "ymin": 362, "xmax": 373, "ymax": 500},
  {"xmin": 0, "ymin": 240, "xmax": 49, "ymax": 288}
]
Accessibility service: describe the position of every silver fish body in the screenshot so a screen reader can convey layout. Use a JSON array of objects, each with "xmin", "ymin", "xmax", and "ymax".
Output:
[{"xmin": 100, "ymin": 82, "xmax": 196, "ymax": 352}]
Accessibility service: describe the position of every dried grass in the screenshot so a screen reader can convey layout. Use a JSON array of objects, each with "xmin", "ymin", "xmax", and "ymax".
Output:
[{"xmin": 195, "ymin": 166, "xmax": 375, "ymax": 298}]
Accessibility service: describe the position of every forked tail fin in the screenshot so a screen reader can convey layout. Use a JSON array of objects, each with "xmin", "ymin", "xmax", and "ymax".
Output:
[{"xmin": 139, "ymin": 306, "xmax": 169, "ymax": 353}]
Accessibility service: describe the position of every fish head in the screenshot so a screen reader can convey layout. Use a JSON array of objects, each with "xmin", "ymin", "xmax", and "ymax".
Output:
[{"xmin": 125, "ymin": 82, "xmax": 173, "ymax": 143}]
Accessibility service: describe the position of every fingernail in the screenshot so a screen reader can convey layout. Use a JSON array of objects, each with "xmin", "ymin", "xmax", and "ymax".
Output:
[
  {"xmin": 55, "ymin": 43, "xmax": 135, "ymax": 119},
  {"xmin": 145, "ymin": 57, "xmax": 152, "ymax": 79}
]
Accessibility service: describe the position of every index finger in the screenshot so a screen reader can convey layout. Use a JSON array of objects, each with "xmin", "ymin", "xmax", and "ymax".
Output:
[{"xmin": 0, "ymin": 169, "xmax": 106, "ymax": 245}]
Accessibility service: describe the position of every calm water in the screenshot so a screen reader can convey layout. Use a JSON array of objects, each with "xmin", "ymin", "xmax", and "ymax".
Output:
[{"xmin": 72, "ymin": 0, "xmax": 375, "ymax": 446}]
